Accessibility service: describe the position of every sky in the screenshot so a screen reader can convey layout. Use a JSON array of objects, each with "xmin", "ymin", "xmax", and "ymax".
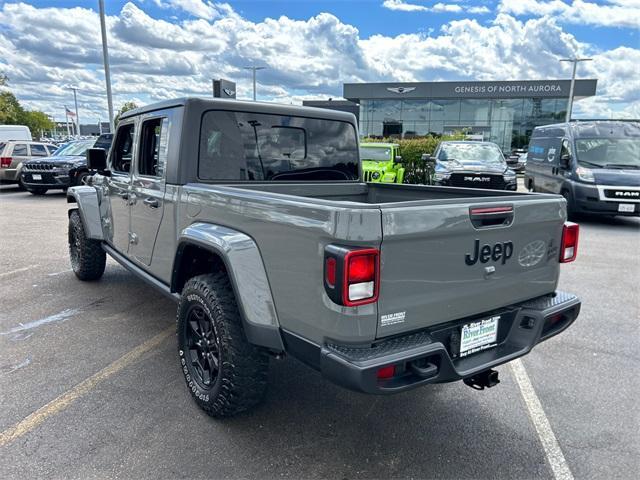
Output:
[{"xmin": 0, "ymin": 0, "xmax": 638, "ymax": 124}]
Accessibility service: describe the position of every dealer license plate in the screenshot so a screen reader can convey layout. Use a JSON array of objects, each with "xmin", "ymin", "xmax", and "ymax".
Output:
[
  {"xmin": 460, "ymin": 315, "xmax": 499, "ymax": 357},
  {"xmin": 618, "ymin": 204, "xmax": 635, "ymax": 213},
  {"xmin": 32, "ymin": 174, "xmax": 42, "ymax": 181}
]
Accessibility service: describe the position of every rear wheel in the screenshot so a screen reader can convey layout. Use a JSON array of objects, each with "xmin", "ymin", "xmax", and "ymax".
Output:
[
  {"xmin": 177, "ymin": 273, "xmax": 269, "ymax": 418},
  {"xmin": 68, "ymin": 209, "xmax": 106, "ymax": 281},
  {"xmin": 27, "ymin": 187, "xmax": 48, "ymax": 195}
]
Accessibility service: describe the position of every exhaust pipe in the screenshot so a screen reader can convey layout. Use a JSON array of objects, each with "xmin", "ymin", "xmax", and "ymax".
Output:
[{"xmin": 464, "ymin": 369, "xmax": 500, "ymax": 390}]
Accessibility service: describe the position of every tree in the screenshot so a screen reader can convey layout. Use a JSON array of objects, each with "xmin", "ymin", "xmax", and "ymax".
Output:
[
  {"xmin": 0, "ymin": 73, "xmax": 8, "ymax": 86},
  {"xmin": 114, "ymin": 101, "xmax": 139, "ymax": 125},
  {"xmin": 22, "ymin": 110, "xmax": 54, "ymax": 138},
  {"xmin": 0, "ymin": 91, "xmax": 24, "ymax": 124}
]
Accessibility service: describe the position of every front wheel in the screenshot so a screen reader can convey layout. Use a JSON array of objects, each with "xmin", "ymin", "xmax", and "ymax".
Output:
[
  {"xmin": 177, "ymin": 273, "xmax": 269, "ymax": 418},
  {"xmin": 68, "ymin": 209, "xmax": 106, "ymax": 280}
]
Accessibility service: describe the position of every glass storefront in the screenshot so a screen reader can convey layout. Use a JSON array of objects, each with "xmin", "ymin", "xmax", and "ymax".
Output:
[{"xmin": 358, "ymin": 98, "xmax": 568, "ymax": 151}]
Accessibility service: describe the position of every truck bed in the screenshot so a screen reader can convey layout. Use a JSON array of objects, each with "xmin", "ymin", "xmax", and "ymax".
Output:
[{"xmin": 181, "ymin": 181, "xmax": 565, "ymax": 344}]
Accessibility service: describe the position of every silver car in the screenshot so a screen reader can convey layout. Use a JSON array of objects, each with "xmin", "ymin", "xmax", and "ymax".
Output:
[{"xmin": 0, "ymin": 141, "xmax": 58, "ymax": 185}]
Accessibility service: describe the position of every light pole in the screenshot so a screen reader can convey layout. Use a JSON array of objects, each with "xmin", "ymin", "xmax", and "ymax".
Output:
[
  {"xmin": 67, "ymin": 86, "xmax": 80, "ymax": 138},
  {"xmin": 99, "ymin": 0, "xmax": 114, "ymax": 132},
  {"xmin": 243, "ymin": 65, "xmax": 266, "ymax": 101},
  {"xmin": 560, "ymin": 57, "xmax": 592, "ymax": 122}
]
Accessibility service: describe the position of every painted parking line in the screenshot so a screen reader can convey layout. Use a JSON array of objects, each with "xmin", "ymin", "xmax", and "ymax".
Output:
[
  {"xmin": 0, "ymin": 265, "xmax": 40, "ymax": 279},
  {"xmin": 0, "ymin": 326, "xmax": 174, "ymax": 447},
  {"xmin": 510, "ymin": 359, "xmax": 574, "ymax": 480}
]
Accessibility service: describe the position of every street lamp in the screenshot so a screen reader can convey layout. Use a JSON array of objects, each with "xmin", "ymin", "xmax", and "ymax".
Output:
[
  {"xmin": 67, "ymin": 86, "xmax": 80, "ymax": 138},
  {"xmin": 99, "ymin": 0, "xmax": 115, "ymax": 133},
  {"xmin": 243, "ymin": 65, "xmax": 266, "ymax": 101},
  {"xmin": 560, "ymin": 57, "xmax": 592, "ymax": 122}
]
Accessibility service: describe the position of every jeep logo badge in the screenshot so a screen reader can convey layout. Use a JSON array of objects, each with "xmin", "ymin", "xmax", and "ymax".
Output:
[{"xmin": 465, "ymin": 239, "xmax": 513, "ymax": 266}]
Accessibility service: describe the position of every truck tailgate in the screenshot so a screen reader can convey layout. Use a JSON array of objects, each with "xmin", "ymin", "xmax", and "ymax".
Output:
[{"xmin": 377, "ymin": 196, "xmax": 565, "ymax": 338}]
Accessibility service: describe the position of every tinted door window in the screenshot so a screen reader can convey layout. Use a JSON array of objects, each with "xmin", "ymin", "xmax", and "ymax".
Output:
[
  {"xmin": 138, "ymin": 118, "xmax": 168, "ymax": 178},
  {"xmin": 111, "ymin": 123, "xmax": 135, "ymax": 173},
  {"xmin": 30, "ymin": 144, "xmax": 48, "ymax": 156},
  {"xmin": 198, "ymin": 111, "xmax": 358, "ymax": 181},
  {"xmin": 12, "ymin": 144, "xmax": 27, "ymax": 156}
]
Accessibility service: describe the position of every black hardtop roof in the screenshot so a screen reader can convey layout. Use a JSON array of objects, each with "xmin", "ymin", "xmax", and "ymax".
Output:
[
  {"xmin": 120, "ymin": 97, "xmax": 358, "ymax": 124},
  {"xmin": 533, "ymin": 120, "xmax": 640, "ymax": 138}
]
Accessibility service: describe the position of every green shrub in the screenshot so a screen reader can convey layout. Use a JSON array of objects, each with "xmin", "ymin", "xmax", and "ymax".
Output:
[{"xmin": 362, "ymin": 134, "xmax": 464, "ymax": 184}]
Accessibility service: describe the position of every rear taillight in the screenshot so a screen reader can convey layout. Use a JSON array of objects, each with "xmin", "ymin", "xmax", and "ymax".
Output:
[
  {"xmin": 560, "ymin": 222, "xmax": 579, "ymax": 263},
  {"xmin": 0, "ymin": 157, "xmax": 12, "ymax": 168},
  {"xmin": 324, "ymin": 246, "xmax": 380, "ymax": 306}
]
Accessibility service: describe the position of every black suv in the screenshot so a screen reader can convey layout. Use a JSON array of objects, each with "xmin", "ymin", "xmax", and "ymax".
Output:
[
  {"xmin": 21, "ymin": 134, "xmax": 113, "ymax": 195},
  {"xmin": 430, "ymin": 141, "xmax": 517, "ymax": 190}
]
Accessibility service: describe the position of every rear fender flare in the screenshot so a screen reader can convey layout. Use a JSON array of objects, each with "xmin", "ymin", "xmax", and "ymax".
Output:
[
  {"xmin": 174, "ymin": 223, "xmax": 283, "ymax": 352},
  {"xmin": 66, "ymin": 186, "xmax": 104, "ymax": 240}
]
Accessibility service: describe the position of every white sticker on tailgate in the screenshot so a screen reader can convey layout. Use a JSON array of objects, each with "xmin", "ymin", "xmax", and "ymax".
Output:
[
  {"xmin": 460, "ymin": 315, "xmax": 500, "ymax": 357},
  {"xmin": 381, "ymin": 311, "xmax": 406, "ymax": 326}
]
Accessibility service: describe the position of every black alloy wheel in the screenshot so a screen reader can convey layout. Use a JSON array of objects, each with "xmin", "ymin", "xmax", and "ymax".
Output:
[{"xmin": 185, "ymin": 304, "xmax": 221, "ymax": 388}]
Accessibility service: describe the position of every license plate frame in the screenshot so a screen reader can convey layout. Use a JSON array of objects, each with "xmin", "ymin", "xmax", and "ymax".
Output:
[
  {"xmin": 31, "ymin": 174, "xmax": 42, "ymax": 181},
  {"xmin": 460, "ymin": 315, "xmax": 500, "ymax": 357},
  {"xmin": 618, "ymin": 203, "xmax": 635, "ymax": 213}
]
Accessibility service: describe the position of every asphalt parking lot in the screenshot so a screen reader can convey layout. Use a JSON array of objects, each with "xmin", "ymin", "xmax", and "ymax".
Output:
[{"xmin": 0, "ymin": 183, "xmax": 638, "ymax": 480}]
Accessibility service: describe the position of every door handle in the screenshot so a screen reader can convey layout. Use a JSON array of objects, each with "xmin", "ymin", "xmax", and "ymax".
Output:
[{"xmin": 143, "ymin": 197, "xmax": 159, "ymax": 208}]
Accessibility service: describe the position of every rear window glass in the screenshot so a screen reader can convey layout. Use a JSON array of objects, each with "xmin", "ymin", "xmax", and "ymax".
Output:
[
  {"xmin": 12, "ymin": 144, "xmax": 27, "ymax": 156},
  {"xmin": 30, "ymin": 144, "xmax": 48, "ymax": 156},
  {"xmin": 198, "ymin": 110, "xmax": 358, "ymax": 181}
]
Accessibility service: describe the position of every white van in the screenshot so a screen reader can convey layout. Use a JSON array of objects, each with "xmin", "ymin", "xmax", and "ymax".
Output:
[{"xmin": 0, "ymin": 125, "xmax": 32, "ymax": 142}]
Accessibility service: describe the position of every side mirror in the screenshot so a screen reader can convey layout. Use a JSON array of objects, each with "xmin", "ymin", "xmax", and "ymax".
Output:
[
  {"xmin": 560, "ymin": 153, "xmax": 571, "ymax": 169},
  {"xmin": 86, "ymin": 148, "xmax": 108, "ymax": 173},
  {"xmin": 422, "ymin": 153, "xmax": 436, "ymax": 165},
  {"xmin": 394, "ymin": 155, "xmax": 403, "ymax": 163}
]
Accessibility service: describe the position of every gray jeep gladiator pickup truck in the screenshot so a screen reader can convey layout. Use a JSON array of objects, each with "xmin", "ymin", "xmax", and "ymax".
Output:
[{"xmin": 67, "ymin": 98, "xmax": 581, "ymax": 417}]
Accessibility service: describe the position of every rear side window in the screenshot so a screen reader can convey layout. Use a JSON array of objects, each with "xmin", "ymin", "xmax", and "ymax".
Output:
[
  {"xmin": 12, "ymin": 144, "xmax": 27, "ymax": 156},
  {"xmin": 111, "ymin": 123, "xmax": 135, "ymax": 173},
  {"xmin": 138, "ymin": 118, "xmax": 168, "ymax": 178},
  {"xmin": 30, "ymin": 144, "xmax": 48, "ymax": 156},
  {"xmin": 198, "ymin": 110, "xmax": 358, "ymax": 181}
]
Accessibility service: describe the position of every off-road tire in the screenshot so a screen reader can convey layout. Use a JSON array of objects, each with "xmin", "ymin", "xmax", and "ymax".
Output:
[
  {"xmin": 177, "ymin": 273, "xmax": 269, "ymax": 418},
  {"xmin": 27, "ymin": 187, "xmax": 48, "ymax": 195},
  {"xmin": 68, "ymin": 209, "xmax": 106, "ymax": 281}
]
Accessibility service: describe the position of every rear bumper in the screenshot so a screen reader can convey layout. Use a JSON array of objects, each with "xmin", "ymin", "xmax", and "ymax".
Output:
[
  {"xmin": 0, "ymin": 168, "xmax": 19, "ymax": 182},
  {"xmin": 283, "ymin": 291, "xmax": 580, "ymax": 394}
]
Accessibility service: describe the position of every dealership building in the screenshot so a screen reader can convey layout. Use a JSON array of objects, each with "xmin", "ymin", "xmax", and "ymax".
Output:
[{"xmin": 340, "ymin": 79, "xmax": 597, "ymax": 151}]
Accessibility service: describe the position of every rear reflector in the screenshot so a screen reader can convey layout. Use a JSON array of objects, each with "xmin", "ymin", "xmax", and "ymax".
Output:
[
  {"xmin": 0, "ymin": 157, "xmax": 12, "ymax": 168},
  {"xmin": 325, "ymin": 257, "xmax": 336, "ymax": 287},
  {"xmin": 377, "ymin": 365, "xmax": 395, "ymax": 379},
  {"xmin": 560, "ymin": 222, "xmax": 579, "ymax": 263},
  {"xmin": 470, "ymin": 206, "xmax": 513, "ymax": 215}
]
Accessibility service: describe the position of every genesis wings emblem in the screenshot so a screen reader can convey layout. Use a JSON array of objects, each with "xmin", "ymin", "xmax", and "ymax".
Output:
[
  {"xmin": 386, "ymin": 87, "xmax": 416, "ymax": 94},
  {"xmin": 518, "ymin": 240, "xmax": 547, "ymax": 267}
]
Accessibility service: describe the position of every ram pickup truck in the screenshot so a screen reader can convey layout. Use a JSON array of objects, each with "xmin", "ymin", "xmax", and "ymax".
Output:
[{"xmin": 67, "ymin": 98, "xmax": 581, "ymax": 418}]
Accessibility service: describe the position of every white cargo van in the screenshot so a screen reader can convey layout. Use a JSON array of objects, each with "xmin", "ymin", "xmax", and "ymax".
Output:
[{"xmin": 0, "ymin": 125, "xmax": 32, "ymax": 142}]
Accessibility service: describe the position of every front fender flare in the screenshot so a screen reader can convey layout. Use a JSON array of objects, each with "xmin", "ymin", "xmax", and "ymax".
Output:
[
  {"xmin": 66, "ymin": 186, "xmax": 104, "ymax": 240},
  {"xmin": 175, "ymin": 223, "xmax": 284, "ymax": 352}
]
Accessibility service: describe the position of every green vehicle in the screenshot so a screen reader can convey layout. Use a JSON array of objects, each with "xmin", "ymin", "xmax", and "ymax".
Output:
[{"xmin": 359, "ymin": 142, "xmax": 405, "ymax": 184}]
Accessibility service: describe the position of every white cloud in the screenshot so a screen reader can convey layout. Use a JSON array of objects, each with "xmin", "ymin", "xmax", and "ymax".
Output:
[
  {"xmin": 498, "ymin": 0, "xmax": 640, "ymax": 28},
  {"xmin": 154, "ymin": 0, "xmax": 222, "ymax": 20},
  {"xmin": 382, "ymin": 1, "xmax": 463, "ymax": 13},
  {"xmin": 468, "ymin": 6, "xmax": 492, "ymax": 14},
  {"xmin": 0, "ymin": 1, "xmax": 637, "ymax": 122}
]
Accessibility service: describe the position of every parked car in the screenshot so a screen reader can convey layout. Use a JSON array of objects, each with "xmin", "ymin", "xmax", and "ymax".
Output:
[
  {"xmin": 67, "ymin": 98, "xmax": 580, "ymax": 417},
  {"xmin": 20, "ymin": 134, "xmax": 113, "ymax": 195},
  {"xmin": 430, "ymin": 141, "xmax": 517, "ymax": 190},
  {"xmin": 359, "ymin": 142, "xmax": 405, "ymax": 183},
  {"xmin": 524, "ymin": 121, "xmax": 640, "ymax": 217},
  {"xmin": 0, "ymin": 140, "xmax": 58, "ymax": 186},
  {"xmin": 507, "ymin": 148, "xmax": 527, "ymax": 173},
  {"xmin": 0, "ymin": 124, "xmax": 32, "ymax": 143}
]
